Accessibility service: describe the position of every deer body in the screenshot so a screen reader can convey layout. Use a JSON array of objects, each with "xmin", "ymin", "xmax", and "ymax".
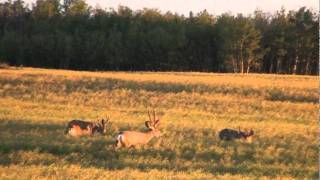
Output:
[
  {"xmin": 219, "ymin": 128, "xmax": 242, "ymax": 140},
  {"xmin": 116, "ymin": 110, "xmax": 162, "ymax": 148},
  {"xmin": 68, "ymin": 123, "xmax": 93, "ymax": 137},
  {"xmin": 219, "ymin": 128, "xmax": 254, "ymax": 142},
  {"xmin": 116, "ymin": 130, "xmax": 160, "ymax": 148},
  {"xmin": 65, "ymin": 118, "xmax": 108, "ymax": 137}
]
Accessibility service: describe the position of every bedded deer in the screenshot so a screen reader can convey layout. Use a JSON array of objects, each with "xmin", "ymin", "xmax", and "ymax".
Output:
[
  {"xmin": 64, "ymin": 117, "xmax": 109, "ymax": 137},
  {"xmin": 219, "ymin": 127, "xmax": 254, "ymax": 142},
  {"xmin": 116, "ymin": 110, "xmax": 162, "ymax": 148}
]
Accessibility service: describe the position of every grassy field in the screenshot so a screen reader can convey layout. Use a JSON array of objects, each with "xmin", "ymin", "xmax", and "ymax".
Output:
[{"xmin": 0, "ymin": 68, "xmax": 317, "ymax": 179}]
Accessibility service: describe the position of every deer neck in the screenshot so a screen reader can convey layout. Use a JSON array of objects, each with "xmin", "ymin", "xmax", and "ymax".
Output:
[{"xmin": 144, "ymin": 130, "xmax": 156, "ymax": 141}]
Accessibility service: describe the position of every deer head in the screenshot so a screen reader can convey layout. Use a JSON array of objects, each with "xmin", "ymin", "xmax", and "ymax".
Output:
[
  {"xmin": 93, "ymin": 117, "xmax": 109, "ymax": 135},
  {"xmin": 145, "ymin": 110, "xmax": 162, "ymax": 137},
  {"xmin": 238, "ymin": 127, "xmax": 254, "ymax": 142}
]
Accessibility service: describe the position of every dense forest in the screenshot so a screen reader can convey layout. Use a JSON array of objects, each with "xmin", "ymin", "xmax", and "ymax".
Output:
[{"xmin": 0, "ymin": 0, "xmax": 318, "ymax": 74}]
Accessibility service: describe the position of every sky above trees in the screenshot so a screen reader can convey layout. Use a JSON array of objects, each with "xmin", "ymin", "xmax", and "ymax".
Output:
[{"xmin": 22, "ymin": 0, "xmax": 317, "ymax": 16}]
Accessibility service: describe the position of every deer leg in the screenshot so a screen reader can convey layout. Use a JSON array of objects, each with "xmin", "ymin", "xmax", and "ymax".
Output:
[{"xmin": 115, "ymin": 140, "xmax": 122, "ymax": 148}]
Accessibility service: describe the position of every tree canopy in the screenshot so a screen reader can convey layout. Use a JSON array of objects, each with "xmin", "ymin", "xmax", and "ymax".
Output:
[{"xmin": 0, "ymin": 0, "xmax": 318, "ymax": 74}]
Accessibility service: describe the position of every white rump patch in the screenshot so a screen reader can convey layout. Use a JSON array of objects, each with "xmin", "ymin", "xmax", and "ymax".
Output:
[{"xmin": 117, "ymin": 134, "xmax": 124, "ymax": 142}]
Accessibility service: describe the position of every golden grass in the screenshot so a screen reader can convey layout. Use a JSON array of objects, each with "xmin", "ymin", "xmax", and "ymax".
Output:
[{"xmin": 0, "ymin": 68, "xmax": 317, "ymax": 179}]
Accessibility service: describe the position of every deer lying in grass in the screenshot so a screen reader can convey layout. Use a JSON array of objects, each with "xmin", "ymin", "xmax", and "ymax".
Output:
[
  {"xmin": 64, "ymin": 117, "xmax": 109, "ymax": 137},
  {"xmin": 219, "ymin": 127, "xmax": 254, "ymax": 142},
  {"xmin": 116, "ymin": 111, "xmax": 162, "ymax": 148}
]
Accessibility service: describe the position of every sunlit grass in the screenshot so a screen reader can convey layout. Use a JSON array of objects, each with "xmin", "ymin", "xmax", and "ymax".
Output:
[{"xmin": 0, "ymin": 68, "xmax": 317, "ymax": 179}]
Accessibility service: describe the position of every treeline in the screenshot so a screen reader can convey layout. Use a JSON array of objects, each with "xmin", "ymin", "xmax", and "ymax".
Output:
[{"xmin": 0, "ymin": 0, "xmax": 318, "ymax": 74}]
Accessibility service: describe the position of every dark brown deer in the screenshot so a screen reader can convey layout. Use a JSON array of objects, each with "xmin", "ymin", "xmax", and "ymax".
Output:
[
  {"xmin": 219, "ymin": 127, "xmax": 254, "ymax": 142},
  {"xmin": 116, "ymin": 110, "xmax": 162, "ymax": 148},
  {"xmin": 64, "ymin": 117, "xmax": 109, "ymax": 137}
]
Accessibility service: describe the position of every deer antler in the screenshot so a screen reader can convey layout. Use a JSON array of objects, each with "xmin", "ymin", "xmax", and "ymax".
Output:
[
  {"xmin": 152, "ymin": 110, "xmax": 161, "ymax": 128},
  {"xmin": 102, "ymin": 116, "xmax": 108, "ymax": 126},
  {"xmin": 153, "ymin": 109, "xmax": 156, "ymax": 122},
  {"xmin": 145, "ymin": 110, "xmax": 156, "ymax": 130},
  {"xmin": 244, "ymin": 128, "xmax": 248, "ymax": 133},
  {"xmin": 148, "ymin": 111, "xmax": 152, "ymax": 122},
  {"xmin": 95, "ymin": 117, "xmax": 100, "ymax": 125}
]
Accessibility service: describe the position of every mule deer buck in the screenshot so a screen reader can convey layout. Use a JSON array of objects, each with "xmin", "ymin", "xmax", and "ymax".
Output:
[
  {"xmin": 116, "ymin": 110, "xmax": 162, "ymax": 148},
  {"xmin": 219, "ymin": 127, "xmax": 254, "ymax": 142},
  {"xmin": 64, "ymin": 117, "xmax": 109, "ymax": 137}
]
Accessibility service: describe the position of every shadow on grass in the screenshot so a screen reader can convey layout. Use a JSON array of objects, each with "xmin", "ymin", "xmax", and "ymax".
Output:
[
  {"xmin": 0, "ymin": 120, "xmax": 316, "ymax": 178},
  {"xmin": 0, "ymin": 76, "xmax": 317, "ymax": 103}
]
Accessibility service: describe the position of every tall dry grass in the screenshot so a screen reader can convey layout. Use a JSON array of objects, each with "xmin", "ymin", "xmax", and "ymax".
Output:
[{"xmin": 0, "ymin": 68, "xmax": 317, "ymax": 179}]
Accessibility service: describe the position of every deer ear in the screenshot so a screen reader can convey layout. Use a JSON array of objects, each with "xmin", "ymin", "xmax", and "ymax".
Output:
[
  {"xmin": 154, "ymin": 120, "xmax": 160, "ymax": 127},
  {"xmin": 145, "ymin": 121, "xmax": 151, "ymax": 129}
]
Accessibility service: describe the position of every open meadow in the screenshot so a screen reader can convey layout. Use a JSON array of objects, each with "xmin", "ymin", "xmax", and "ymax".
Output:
[{"xmin": 0, "ymin": 68, "xmax": 317, "ymax": 179}]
